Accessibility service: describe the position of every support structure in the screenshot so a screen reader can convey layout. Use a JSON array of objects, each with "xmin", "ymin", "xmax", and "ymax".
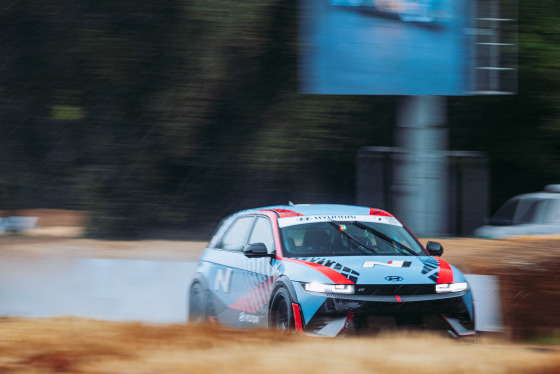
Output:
[{"xmin": 393, "ymin": 96, "xmax": 449, "ymax": 236}]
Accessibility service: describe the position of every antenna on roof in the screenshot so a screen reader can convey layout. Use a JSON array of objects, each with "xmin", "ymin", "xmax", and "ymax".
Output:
[{"xmin": 288, "ymin": 201, "xmax": 295, "ymax": 206}]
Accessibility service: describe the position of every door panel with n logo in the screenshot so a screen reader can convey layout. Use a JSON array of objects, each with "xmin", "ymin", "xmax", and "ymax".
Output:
[
  {"xmin": 200, "ymin": 214, "xmax": 276, "ymax": 327},
  {"xmin": 201, "ymin": 216, "xmax": 255, "ymax": 325}
]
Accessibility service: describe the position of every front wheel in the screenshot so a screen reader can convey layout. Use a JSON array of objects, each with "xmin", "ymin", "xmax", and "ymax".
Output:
[
  {"xmin": 269, "ymin": 287, "xmax": 295, "ymax": 332},
  {"xmin": 188, "ymin": 281, "xmax": 207, "ymax": 323}
]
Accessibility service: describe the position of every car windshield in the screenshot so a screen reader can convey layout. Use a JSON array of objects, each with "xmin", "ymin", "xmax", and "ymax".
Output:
[{"xmin": 279, "ymin": 219, "xmax": 426, "ymax": 257}]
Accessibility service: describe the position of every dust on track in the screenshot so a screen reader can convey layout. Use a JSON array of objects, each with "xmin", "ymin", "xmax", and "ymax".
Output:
[{"xmin": 0, "ymin": 318, "xmax": 559, "ymax": 374}]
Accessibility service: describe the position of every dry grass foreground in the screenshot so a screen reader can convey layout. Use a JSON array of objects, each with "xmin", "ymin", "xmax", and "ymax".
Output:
[{"xmin": 0, "ymin": 318, "xmax": 559, "ymax": 374}]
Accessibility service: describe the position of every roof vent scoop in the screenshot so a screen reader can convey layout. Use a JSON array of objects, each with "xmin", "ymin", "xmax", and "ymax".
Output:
[{"xmin": 544, "ymin": 184, "xmax": 560, "ymax": 193}]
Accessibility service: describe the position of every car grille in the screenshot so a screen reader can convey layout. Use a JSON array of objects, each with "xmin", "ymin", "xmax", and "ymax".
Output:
[
  {"xmin": 354, "ymin": 284, "xmax": 437, "ymax": 296},
  {"xmin": 323, "ymin": 290, "xmax": 467, "ymax": 302}
]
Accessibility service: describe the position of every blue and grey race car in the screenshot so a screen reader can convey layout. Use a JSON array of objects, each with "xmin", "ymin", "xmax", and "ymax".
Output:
[{"xmin": 188, "ymin": 204, "xmax": 475, "ymax": 338}]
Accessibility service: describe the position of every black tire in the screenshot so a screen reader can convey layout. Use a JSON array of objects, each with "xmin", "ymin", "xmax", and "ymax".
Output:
[
  {"xmin": 188, "ymin": 281, "xmax": 207, "ymax": 323},
  {"xmin": 269, "ymin": 287, "xmax": 295, "ymax": 332}
]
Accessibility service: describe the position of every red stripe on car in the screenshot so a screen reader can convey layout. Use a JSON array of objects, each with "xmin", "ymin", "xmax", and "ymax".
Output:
[
  {"xmin": 257, "ymin": 282, "xmax": 266, "ymax": 302},
  {"xmin": 245, "ymin": 296, "xmax": 253, "ymax": 312},
  {"xmin": 229, "ymin": 279, "xmax": 270, "ymax": 312},
  {"xmin": 249, "ymin": 291, "xmax": 258, "ymax": 313},
  {"xmin": 369, "ymin": 208, "xmax": 393, "ymax": 217},
  {"xmin": 269, "ymin": 209, "xmax": 304, "ymax": 218},
  {"xmin": 436, "ymin": 258, "xmax": 454, "ymax": 284},
  {"xmin": 292, "ymin": 303, "xmax": 305, "ymax": 334},
  {"xmin": 253, "ymin": 282, "xmax": 262, "ymax": 303},
  {"xmin": 340, "ymin": 311, "xmax": 355, "ymax": 334}
]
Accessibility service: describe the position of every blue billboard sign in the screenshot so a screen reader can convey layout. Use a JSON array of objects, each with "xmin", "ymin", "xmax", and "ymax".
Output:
[{"xmin": 299, "ymin": 0, "xmax": 477, "ymax": 95}]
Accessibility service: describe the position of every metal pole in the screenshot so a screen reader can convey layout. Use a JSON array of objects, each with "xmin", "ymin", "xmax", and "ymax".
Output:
[{"xmin": 393, "ymin": 96, "xmax": 449, "ymax": 236}]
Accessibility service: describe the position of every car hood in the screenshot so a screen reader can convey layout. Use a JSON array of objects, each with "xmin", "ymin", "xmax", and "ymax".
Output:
[{"xmin": 281, "ymin": 255, "xmax": 457, "ymax": 285}]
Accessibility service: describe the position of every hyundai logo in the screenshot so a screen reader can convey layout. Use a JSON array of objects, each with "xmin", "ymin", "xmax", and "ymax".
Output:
[{"xmin": 385, "ymin": 276, "xmax": 403, "ymax": 282}]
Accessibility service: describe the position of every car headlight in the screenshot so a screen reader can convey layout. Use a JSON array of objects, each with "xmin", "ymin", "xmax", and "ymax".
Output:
[
  {"xmin": 435, "ymin": 282, "xmax": 468, "ymax": 293},
  {"xmin": 304, "ymin": 283, "xmax": 355, "ymax": 294}
]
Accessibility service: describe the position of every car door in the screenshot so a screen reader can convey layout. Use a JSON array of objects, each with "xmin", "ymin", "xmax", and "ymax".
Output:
[
  {"xmin": 234, "ymin": 215, "xmax": 277, "ymax": 327},
  {"xmin": 203, "ymin": 215, "xmax": 256, "ymax": 326}
]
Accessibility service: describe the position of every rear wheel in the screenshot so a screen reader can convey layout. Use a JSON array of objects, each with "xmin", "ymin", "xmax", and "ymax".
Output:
[
  {"xmin": 188, "ymin": 281, "xmax": 207, "ymax": 323},
  {"xmin": 269, "ymin": 287, "xmax": 295, "ymax": 332}
]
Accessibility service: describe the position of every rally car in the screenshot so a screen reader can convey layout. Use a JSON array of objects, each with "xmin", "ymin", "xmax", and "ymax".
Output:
[{"xmin": 188, "ymin": 204, "xmax": 475, "ymax": 338}]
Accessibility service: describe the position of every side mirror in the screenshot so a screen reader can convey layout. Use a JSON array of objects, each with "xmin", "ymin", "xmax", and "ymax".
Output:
[
  {"xmin": 243, "ymin": 242, "xmax": 273, "ymax": 257},
  {"xmin": 426, "ymin": 241, "xmax": 443, "ymax": 257}
]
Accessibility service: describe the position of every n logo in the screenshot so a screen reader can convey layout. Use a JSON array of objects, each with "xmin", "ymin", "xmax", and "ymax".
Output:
[{"xmin": 214, "ymin": 268, "xmax": 232, "ymax": 293}]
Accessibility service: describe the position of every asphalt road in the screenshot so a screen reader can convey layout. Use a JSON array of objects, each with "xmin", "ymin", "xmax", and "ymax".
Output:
[{"xmin": 300, "ymin": 0, "xmax": 470, "ymax": 94}]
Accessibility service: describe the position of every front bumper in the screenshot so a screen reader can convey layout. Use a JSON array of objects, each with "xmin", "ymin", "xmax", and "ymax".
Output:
[{"xmin": 295, "ymin": 283, "xmax": 475, "ymax": 337}]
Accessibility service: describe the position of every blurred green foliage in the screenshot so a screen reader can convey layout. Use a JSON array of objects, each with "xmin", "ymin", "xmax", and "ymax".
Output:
[{"xmin": 0, "ymin": 0, "xmax": 558, "ymax": 238}]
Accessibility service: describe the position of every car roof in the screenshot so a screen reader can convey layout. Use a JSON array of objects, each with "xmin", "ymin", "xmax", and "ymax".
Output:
[
  {"xmin": 246, "ymin": 204, "xmax": 395, "ymax": 218},
  {"xmin": 509, "ymin": 185, "xmax": 560, "ymax": 201},
  {"xmin": 511, "ymin": 192, "xmax": 560, "ymax": 200}
]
